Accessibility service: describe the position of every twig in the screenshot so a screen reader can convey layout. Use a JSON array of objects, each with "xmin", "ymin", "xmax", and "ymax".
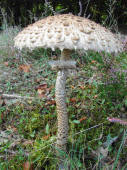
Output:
[
  {"xmin": 55, "ymin": 8, "xmax": 68, "ymax": 15},
  {"xmin": 1, "ymin": 93, "xmax": 34, "ymax": 100},
  {"xmin": 84, "ymin": 0, "xmax": 91, "ymax": 17},
  {"xmin": 78, "ymin": 0, "xmax": 82, "ymax": 16},
  {"xmin": 45, "ymin": 0, "xmax": 48, "ymax": 4},
  {"xmin": 0, "ymin": 149, "xmax": 29, "ymax": 158},
  {"xmin": 71, "ymin": 122, "xmax": 105, "ymax": 137},
  {"xmin": 107, "ymin": 117, "xmax": 127, "ymax": 126}
]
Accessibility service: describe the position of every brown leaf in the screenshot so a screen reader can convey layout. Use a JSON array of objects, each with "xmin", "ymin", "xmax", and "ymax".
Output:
[
  {"xmin": 37, "ymin": 88, "xmax": 45, "ymax": 95},
  {"xmin": 43, "ymin": 134, "xmax": 50, "ymax": 140},
  {"xmin": 46, "ymin": 100, "xmax": 56, "ymax": 105},
  {"xmin": 88, "ymin": 85, "xmax": 92, "ymax": 89},
  {"xmin": 79, "ymin": 85, "xmax": 85, "ymax": 90},
  {"xmin": 71, "ymin": 85, "xmax": 75, "ymax": 89},
  {"xmin": 34, "ymin": 78, "xmax": 42, "ymax": 83},
  {"xmin": 48, "ymin": 85, "xmax": 54, "ymax": 91},
  {"xmin": 23, "ymin": 161, "xmax": 33, "ymax": 170},
  {"xmin": 19, "ymin": 64, "xmax": 31, "ymax": 73},
  {"xmin": 91, "ymin": 60, "xmax": 96, "ymax": 64},
  {"xmin": 11, "ymin": 126, "xmax": 17, "ymax": 132},
  {"xmin": 38, "ymin": 93, "xmax": 46, "ymax": 98},
  {"xmin": 36, "ymin": 84, "xmax": 47, "ymax": 90},
  {"xmin": 4, "ymin": 62, "xmax": 9, "ymax": 66},
  {"xmin": 1, "ymin": 113, "xmax": 4, "ymax": 121},
  {"xmin": 70, "ymin": 98, "xmax": 77, "ymax": 103},
  {"xmin": 36, "ymin": 83, "xmax": 48, "ymax": 96},
  {"xmin": 52, "ymin": 55, "xmax": 57, "ymax": 59},
  {"xmin": 79, "ymin": 116, "xmax": 87, "ymax": 122},
  {"xmin": 94, "ymin": 95, "xmax": 98, "ymax": 98},
  {"xmin": 23, "ymin": 140, "xmax": 33, "ymax": 146}
]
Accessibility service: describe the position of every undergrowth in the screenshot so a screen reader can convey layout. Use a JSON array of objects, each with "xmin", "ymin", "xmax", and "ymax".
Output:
[{"xmin": 0, "ymin": 13, "xmax": 127, "ymax": 170}]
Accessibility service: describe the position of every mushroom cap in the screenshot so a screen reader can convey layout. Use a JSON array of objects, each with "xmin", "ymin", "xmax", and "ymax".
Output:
[{"xmin": 14, "ymin": 14, "xmax": 123, "ymax": 53}]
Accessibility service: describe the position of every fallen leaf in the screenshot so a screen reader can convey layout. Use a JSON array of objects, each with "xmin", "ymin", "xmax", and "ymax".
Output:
[
  {"xmin": 88, "ymin": 85, "xmax": 92, "ymax": 89},
  {"xmin": 37, "ymin": 88, "xmax": 45, "ymax": 95},
  {"xmin": 36, "ymin": 84, "xmax": 47, "ymax": 92},
  {"xmin": 48, "ymin": 85, "xmax": 54, "ymax": 91},
  {"xmin": 11, "ymin": 126, "xmax": 17, "ymax": 132},
  {"xmin": 94, "ymin": 95, "xmax": 98, "ymax": 98},
  {"xmin": 36, "ymin": 83, "xmax": 49, "ymax": 97},
  {"xmin": 23, "ymin": 161, "xmax": 33, "ymax": 170},
  {"xmin": 19, "ymin": 64, "xmax": 31, "ymax": 73},
  {"xmin": 70, "ymin": 98, "xmax": 77, "ymax": 103},
  {"xmin": 79, "ymin": 85, "xmax": 85, "ymax": 89},
  {"xmin": 34, "ymin": 78, "xmax": 42, "ymax": 83},
  {"xmin": 91, "ymin": 60, "xmax": 96, "ymax": 64},
  {"xmin": 43, "ymin": 134, "xmax": 50, "ymax": 140},
  {"xmin": 1, "ymin": 112, "xmax": 4, "ymax": 121},
  {"xmin": 23, "ymin": 140, "xmax": 33, "ymax": 146},
  {"xmin": 79, "ymin": 116, "xmax": 87, "ymax": 122},
  {"xmin": 46, "ymin": 100, "xmax": 56, "ymax": 105},
  {"xmin": 27, "ymin": 100, "xmax": 32, "ymax": 104},
  {"xmin": 71, "ymin": 85, "xmax": 75, "ymax": 89},
  {"xmin": 4, "ymin": 62, "xmax": 9, "ymax": 66},
  {"xmin": 38, "ymin": 93, "xmax": 46, "ymax": 98},
  {"xmin": 52, "ymin": 55, "xmax": 57, "ymax": 59}
]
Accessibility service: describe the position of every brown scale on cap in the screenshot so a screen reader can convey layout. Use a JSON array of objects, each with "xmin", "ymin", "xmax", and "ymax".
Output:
[{"xmin": 14, "ymin": 14, "xmax": 123, "ymax": 53}]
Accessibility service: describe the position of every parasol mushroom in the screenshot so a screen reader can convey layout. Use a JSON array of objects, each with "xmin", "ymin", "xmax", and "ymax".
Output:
[{"xmin": 14, "ymin": 13, "xmax": 123, "ymax": 164}]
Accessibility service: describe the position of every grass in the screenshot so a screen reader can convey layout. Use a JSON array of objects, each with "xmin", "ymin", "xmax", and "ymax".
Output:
[{"xmin": 0, "ymin": 25, "xmax": 127, "ymax": 170}]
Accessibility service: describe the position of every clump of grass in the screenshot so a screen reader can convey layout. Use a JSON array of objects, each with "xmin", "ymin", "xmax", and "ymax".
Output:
[{"xmin": 0, "ymin": 26, "xmax": 21, "ymax": 62}]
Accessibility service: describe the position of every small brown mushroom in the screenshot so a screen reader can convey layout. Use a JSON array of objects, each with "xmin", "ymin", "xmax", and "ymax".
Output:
[{"xmin": 14, "ymin": 14, "xmax": 123, "ymax": 169}]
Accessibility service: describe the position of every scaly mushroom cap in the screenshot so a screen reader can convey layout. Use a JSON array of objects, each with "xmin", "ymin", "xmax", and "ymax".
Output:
[{"xmin": 14, "ymin": 14, "xmax": 123, "ymax": 53}]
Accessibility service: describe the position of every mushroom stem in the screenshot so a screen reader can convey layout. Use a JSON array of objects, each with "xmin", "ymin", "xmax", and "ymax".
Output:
[
  {"xmin": 56, "ymin": 69, "xmax": 68, "ymax": 152},
  {"xmin": 54, "ymin": 49, "xmax": 75, "ymax": 169},
  {"xmin": 56, "ymin": 49, "xmax": 73, "ymax": 152}
]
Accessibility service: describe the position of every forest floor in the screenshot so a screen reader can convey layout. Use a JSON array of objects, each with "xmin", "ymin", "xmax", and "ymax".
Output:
[{"xmin": 0, "ymin": 27, "xmax": 127, "ymax": 169}]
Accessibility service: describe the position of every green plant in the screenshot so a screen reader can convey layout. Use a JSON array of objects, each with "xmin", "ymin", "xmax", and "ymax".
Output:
[{"xmin": 31, "ymin": 137, "xmax": 57, "ymax": 169}]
